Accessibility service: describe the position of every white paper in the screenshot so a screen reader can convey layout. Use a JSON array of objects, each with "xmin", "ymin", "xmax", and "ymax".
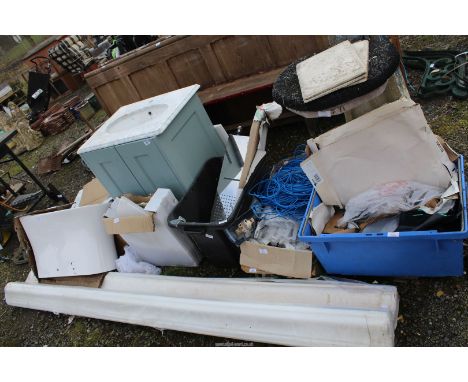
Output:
[{"xmin": 310, "ymin": 203, "xmax": 335, "ymax": 235}]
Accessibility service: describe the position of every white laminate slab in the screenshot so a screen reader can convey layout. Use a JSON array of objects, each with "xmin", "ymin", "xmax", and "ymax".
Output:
[{"xmin": 20, "ymin": 204, "xmax": 117, "ymax": 278}]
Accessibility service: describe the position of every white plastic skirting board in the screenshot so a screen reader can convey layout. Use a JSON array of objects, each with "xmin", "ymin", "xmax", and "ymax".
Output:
[{"xmin": 6, "ymin": 273, "xmax": 399, "ymax": 347}]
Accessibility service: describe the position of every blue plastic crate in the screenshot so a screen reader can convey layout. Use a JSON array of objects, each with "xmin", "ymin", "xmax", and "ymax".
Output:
[{"xmin": 298, "ymin": 157, "xmax": 468, "ymax": 277}]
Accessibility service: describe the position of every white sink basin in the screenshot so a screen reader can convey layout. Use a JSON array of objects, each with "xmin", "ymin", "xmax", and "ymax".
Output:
[{"xmin": 104, "ymin": 103, "xmax": 169, "ymax": 134}]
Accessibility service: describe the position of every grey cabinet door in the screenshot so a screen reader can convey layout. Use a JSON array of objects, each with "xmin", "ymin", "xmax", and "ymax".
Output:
[
  {"xmin": 115, "ymin": 139, "xmax": 185, "ymax": 197},
  {"xmin": 156, "ymin": 97, "xmax": 225, "ymax": 193},
  {"xmin": 81, "ymin": 147, "xmax": 145, "ymax": 196}
]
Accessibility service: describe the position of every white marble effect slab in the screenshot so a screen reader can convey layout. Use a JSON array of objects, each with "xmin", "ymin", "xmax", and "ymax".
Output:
[{"xmin": 297, "ymin": 40, "xmax": 369, "ymax": 103}]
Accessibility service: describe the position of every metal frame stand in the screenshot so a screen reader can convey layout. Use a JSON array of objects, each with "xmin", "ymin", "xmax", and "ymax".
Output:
[{"xmin": 0, "ymin": 131, "xmax": 69, "ymax": 212}]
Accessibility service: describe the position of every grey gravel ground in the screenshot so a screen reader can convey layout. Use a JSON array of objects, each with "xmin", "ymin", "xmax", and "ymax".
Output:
[{"xmin": 0, "ymin": 36, "xmax": 467, "ymax": 347}]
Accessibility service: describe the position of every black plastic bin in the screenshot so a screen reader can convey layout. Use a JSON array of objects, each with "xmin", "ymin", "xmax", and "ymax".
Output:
[{"xmin": 168, "ymin": 155, "xmax": 270, "ymax": 267}]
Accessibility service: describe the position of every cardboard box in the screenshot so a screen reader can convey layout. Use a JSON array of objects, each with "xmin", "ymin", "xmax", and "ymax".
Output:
[
  {"xmin": 14, "ymin": 204, "xmax": 107, "ymax": 288},
  {"xmin": 103, "ymin": 189, "xmax": 200, "ymax": 267},
  {"xmin": 323, "ymin": 210, "xmax": 358, "ymax": 234},
  {"xmin": 103, "ymin": 214, "xmax": 154, "ymax": 234},
  {"xmin": 240, "ymin": 241, "xmax": 313, "ymax": 279},
  {"xmin": 102, "ymin": 194, "xmax": 153, "ymax": 234},
  {"xmin": 80, "ymin": 178, "xmax": 110, "ymax": 206},
  {"xmin": 242, "ymin": 261, "xmax": 323, "ymax": 278}
]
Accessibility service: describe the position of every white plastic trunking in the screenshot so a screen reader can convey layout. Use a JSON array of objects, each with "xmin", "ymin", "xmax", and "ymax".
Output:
[{"xmin": 6, "ymin": 273, "xmax": 399, "ymax": 346}]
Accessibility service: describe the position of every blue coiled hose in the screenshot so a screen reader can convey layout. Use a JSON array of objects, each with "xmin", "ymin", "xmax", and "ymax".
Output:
[{"xmin": 249, "ymin": 145, "xmax": 313, "ymax": 221}]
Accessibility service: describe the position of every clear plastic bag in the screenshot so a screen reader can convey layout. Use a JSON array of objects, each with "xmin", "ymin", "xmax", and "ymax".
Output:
[
  {"xmin": 254, "ymin": 214, "xmax": 309, "ymax": 250},
  {"xmin": 338, "ymin": 181, "xmax": 445, "ymax": 228},
  {"xmin": 116, "ymin": 246, "xmax": 162, "ymax": 275}
]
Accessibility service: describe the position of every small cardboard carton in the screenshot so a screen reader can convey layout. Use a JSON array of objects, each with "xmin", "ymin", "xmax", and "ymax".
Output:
[
  {"xmin": 102, "ymin": 189, "xmax": 200, "ymax": 267},
  {"xmin": 240, "ymin": 241, "xmax": 313, "ymax": 279}
]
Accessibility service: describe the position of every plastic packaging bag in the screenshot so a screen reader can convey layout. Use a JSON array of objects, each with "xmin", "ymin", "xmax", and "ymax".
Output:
[
  {"xmin": 338, "ymin": 181, "xmax": 445, "ymax": 227},
  {"xmin": 116, "ymin": 246, "xmax": 161, "ymax": 275},
  {"xmin": 362, "ymin": 216, "xmax": 400, "ymax": 233},
  {"xmin": 254, "ymin": 215, "xmax": 309, "ymax": 250}
]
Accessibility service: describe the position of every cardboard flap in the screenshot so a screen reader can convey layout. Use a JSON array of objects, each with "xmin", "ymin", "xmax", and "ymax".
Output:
[
  {"xmin": 436, "ymin": 135, "xmax": 459, "ymax": 162},
  {"xmin": 239, "ymin": 119, "xmax": 262, "ymax": 188},
  {"xmin": 103, "ymin": 214, "xmax": 154, "ymax": 234},
  {"xmin": 315, "ymin": 98, "xmax": 416, "ymax": 148},
  {"xmin": 80, "ymin": 179, "xmax": 110, "ymax": 206},
  {"xmin": 40, "ymin": 273, "xmax": 106, "ymax": 288},
  {"xmin": 123, "ymin": 194, "xmax": 152, "ymax": 205},
  {"xmin": 240, "ymin": 241, "xmax": 312, "ymax": 279},
  {"xmin": 301, "ymin": 156, "xmax": 343, "ymax": 207}
]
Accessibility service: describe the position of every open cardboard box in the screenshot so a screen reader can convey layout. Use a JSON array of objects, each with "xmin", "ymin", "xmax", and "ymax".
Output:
[
  {"xmin": 78, "ymin": 178, "xmax": 159, "ymax": 253},
  {"xmin": 102, "ymin": 195, "xmax": 153, "ymax": 235},
  {"xmin": 78, "ymin": 181, "xmax": 199, "ymax": 267},
  {"xmin": 15, "ymin": 179, "xmax": 149, "ymax": 288},
  {"xmin": 240, "ymin": 241, "xmax": 316, "ymax": 279},
  {"xmin": 102, "ymin": 189, "xmax": 200, "ymax": 267}
]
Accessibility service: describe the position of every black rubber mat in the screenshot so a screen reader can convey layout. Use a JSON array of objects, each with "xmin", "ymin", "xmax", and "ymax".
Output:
[{"xmin": 272, "ymin": 36, "xmax": 400, "ymax": 112}]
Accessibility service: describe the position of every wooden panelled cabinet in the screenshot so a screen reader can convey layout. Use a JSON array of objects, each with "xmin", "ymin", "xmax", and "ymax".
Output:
[{"xmin": 85, "ymin": 35, "xmax": 331, "ymax": 115}]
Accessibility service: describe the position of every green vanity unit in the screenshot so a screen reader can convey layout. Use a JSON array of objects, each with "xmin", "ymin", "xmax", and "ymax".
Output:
[{"xmin": 77, "ymin": 85, "xmax": 225, "ymax": 198}]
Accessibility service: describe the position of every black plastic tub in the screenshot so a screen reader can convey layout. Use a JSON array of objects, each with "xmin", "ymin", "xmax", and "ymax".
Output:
[{"xmin": 168, "ymin": 155, "xmax": 270, "ymax": 267}]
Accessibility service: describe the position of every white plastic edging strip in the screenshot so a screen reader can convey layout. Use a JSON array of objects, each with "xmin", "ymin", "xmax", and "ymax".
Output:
[
  {"xmin": 5, "ymin": 281, "xmax": 395, "ymax": 346},
  {"xmin": 99, "ymin": 273, "xmax": 399, "ymax": 322}
]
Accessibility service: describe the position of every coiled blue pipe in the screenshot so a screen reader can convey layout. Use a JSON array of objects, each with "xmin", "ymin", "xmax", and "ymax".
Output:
[{"xmin": 249, "ymin": 145, "xmax": 313, "ymax": 221}]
